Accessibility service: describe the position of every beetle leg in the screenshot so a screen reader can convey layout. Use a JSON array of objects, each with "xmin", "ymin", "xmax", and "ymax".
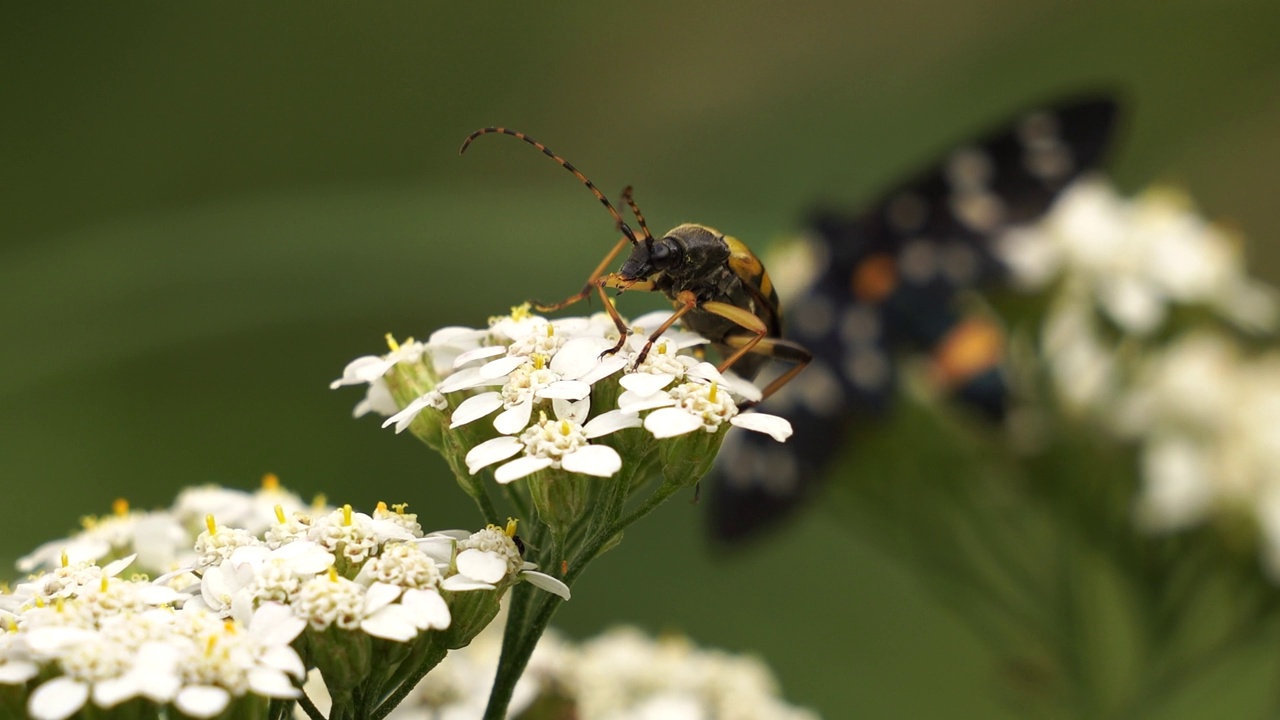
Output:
[
  {"xmin": 633, "ymin": 291, "xmax": 698, "ymax": 366},
  {"xmin": 719, "ymin": 335, "xmax": 812, "ymax": 406},
  {"xmin": 699, "ymin": 300, "xmax": 812, "ymax": 405},
  {"xmin": 533, "ymin": 236, "xmax": 631, "ymax": 312},
  {"xmin": 594, "ymin": 276, "xmax": 632, "ymax": 356}
]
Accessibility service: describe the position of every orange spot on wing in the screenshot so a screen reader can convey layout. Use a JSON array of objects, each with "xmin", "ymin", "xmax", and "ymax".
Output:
[
  {"xmin": 933, "ymin": 319, "xmax": 1005, "ymax": 387},
  {"xmin": 851, "ymin": 254, "xmax": 898, "ymax": 301}
]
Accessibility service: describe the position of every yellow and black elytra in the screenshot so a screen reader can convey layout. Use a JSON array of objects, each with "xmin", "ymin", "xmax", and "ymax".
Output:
[
  {"xmin": 460, "ymin": 127, "xmax": 811, "ymax": 403},
  {"xmin": 708, "ymin": 95, "xmax": 1121, "ymax": 543}
]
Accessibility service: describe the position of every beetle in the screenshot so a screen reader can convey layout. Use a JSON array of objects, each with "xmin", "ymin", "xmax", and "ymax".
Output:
[{"xmin": 460, "ymin": 127, "xmax": 811, "ymax": 404}]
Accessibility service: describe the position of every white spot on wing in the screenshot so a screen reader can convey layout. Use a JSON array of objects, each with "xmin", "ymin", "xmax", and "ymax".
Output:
[
  {"xmin": 899, "ymin": 237, "xmax": 938, "ymax": 284},
  {"xmin": 840, "ymin": 304, "xmax": 881, "ymax": 347},
  {"xmin": 886, "ymin": 193, "xmax": 929, "ymax": 234},
  {"xmin": 844, "ymin": 348, "xmax": 890, "ymax": 390}
]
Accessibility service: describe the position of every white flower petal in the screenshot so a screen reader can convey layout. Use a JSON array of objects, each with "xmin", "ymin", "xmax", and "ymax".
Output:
[
  {"xmin": 365, "ymin": 582, "xmax": 404, "ymax": 615},
  {"xmin": 176, "ymin": 685, "xmax": 231, "ymax": 718},
  {"xmin": 536, "ymin": 380, "xmax": 591, "ymax": 401},
  {"xmin": 0, "ymin": 660, "xmax": 38, "ymax": 684},
  {"xmin": 521, "ymin": 570, "xmax": 572, "ymax": 600},
  {"xmin": 440, "ymin": 576, "xmax": 496, "ymax": 592},
  {"xmin": 493, "ymin": 399, "xmax": 535, "ymax": 435},
  {"xmin": 261, "ymin": 645, "xmax": 307, "ymax": 680},
  {"xmin": 685, "ymin": 362, "xmax": 728, "ymax": 385},
  {"xmin": 620, "ymin": 372, "xmax": 677, "ymax": 397},
  {"xmin": 479, "ymin": 355, "xmax": 527, "ymax": 380},
  {"xmin": 330, "ymin": 355, "xmax": 389, "ymax": 389},
  {"xmin": 583, "ymin": 409, "xmax": 642, "ymax": 438},
  {"xmin": 553, "ymin": 397, "xmax": 591, "ymax": 425},
  {"xmin": 361, "ymin": 605, "xmax": 418, "ymax": 642},
  {"xmin": 248, "ymin": 667, "xmax": 302, "ymax": 699},
  {"xmin": 102, "ymin": 553, "xmax": 138, "ymax": 577},
  {"xmin": 450, "ymin": 392, "xmax": 504, "ymax": 428},
  {"xmin": 456, "ymin": 549, "xmax": 509, "ymax": 583},
  {"xmin": 618, "ymin": 390, "xmax": 677, "ymax": 413},
  {"xmin": 402, "ymin": 588, "xmax": 452, "ymax": 630},
  {"xmin": 453, "ymin": 345, "xmax": 507, "ymax": 368},
  {"xmin": 437, "ymin": 367, "xmax": 498, "ymax": 394},
  {"xmin": 381, "ymin": 395, "xmax": 431, "ymax": 434},
  {"xmin": 730, "ymin": 413, "xmax": 793, "ymax": 441},
  {"xmin": 29, "ymin": 677, "xmax": 89, "ymax": 720},
  {"xmin": 549, "ymin": 338, "xmax": 606, "ymax": 379},
  {"xmin": 721, "ymin": 370, "xmax": 764, "ymax": 403},
  {"xmin": 561, "ymin": 445, "xmax": 622, "ymax": 477},
  {"xmin": 579, "ymin": 354, "xmax": 629, "ymax": 385},
  {"xmin": 645, "ymin": 407, "xmax": 704, "ymax": 438},
  {"xmin": 494, "ymin": 456, "xmax": 555, "ymax": 484},
  {"xmin": 465, "ymin": 437, "xmax": 524, "ymax": 474},
  {"xmin": 251, "ymin": 602, "xmax": 308, "ymax": 646}
]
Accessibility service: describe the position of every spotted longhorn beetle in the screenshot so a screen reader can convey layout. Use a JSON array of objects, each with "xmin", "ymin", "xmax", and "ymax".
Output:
[{"xmin": 460, "ymin": 128, "xmax": 811, "ymax": 404}]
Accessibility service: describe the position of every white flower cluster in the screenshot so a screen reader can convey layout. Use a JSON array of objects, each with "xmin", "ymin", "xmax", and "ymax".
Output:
[
  {"xmin": 333, "ymin": 306, "xmax": 792, "ymax": 484},
  {"xmin": 996, "ymin": 180, "xmax": 1280, "ymax": 576},
  {"xmin": 2, "ymin": 485, "xmax": 569, "ymax": 720},
  {"xmin": 0, "ymin": 554, "xmax": 303, "ymax": 720},
  {"xmin": 996, "ymin": 179, "xmax": 1276, "ymax": 335},
  {"xmin": 1116, "ymin": 333, "xmax": 1280, "ymax": 573},
  {"xmin": 305, "ymin": 624, "xmax": 819, "ymax": 720},
  {"xmin": 17, "ymin": 475, "xmax": 310, "ymax": 578}
]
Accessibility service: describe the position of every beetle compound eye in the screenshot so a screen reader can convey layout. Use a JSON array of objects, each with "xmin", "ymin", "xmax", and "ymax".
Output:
[{"xmin": 651, "ymin": 243, "xmax": 670, "ymax": 261}]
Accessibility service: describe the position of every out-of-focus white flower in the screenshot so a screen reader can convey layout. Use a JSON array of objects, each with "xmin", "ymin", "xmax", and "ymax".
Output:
[
  {"xmin": 996, "ymin": 180, "xmax": 1277, "ymax": 335},
  {"xmin": 382, "ymin": 623, "xmax": 817, "ymax": 720}
]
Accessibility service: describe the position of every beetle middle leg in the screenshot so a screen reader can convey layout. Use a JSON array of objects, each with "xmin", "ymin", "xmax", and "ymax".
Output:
[{"xmin": 700, "ymin": 300, "xmax": 812, "ymax": 405}]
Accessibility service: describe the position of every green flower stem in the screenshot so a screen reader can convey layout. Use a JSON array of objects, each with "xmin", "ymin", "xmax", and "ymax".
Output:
[
  {"xmin": 370, "ymin": 643, "xmax": 449, "ymax": 720},
  {"xmin": 296, "ymin": 700, "xmax": 321, "ymax": 720},
  {"xmin": 453, "ymin": 467, "xmax": 502, "ymax": 526},
  {"xmin": 481, "ymin": 477, "xmax": 691, "ymax": 720}
]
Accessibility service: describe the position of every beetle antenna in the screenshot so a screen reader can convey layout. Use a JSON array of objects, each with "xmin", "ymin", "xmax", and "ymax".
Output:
[
  {"xmin": 620, "ymin": 186, "xmax": 654, "ymax": 241},
  {"xmin": 460, "ymin": 127, "xmax": 639, "ymax": 245}
]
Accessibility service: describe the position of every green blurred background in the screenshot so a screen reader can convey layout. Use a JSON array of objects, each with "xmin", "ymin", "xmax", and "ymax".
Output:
[{"xmin": 5, "ymin": 3, "xmax": 1280, "ymax": 717}]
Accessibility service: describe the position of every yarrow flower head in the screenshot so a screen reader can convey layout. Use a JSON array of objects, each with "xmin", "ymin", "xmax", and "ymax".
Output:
[
  {"xmin": 4, "ymin": 482, "xmax": 573, "ymax": 720},
  {"xmin": 333, "ymin": 306, "xmax": 795, "ymax": 539}
]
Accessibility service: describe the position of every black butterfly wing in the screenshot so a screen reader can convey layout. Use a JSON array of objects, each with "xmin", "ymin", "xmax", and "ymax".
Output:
[{"xmin": 708, "ymin": 96, "xmax": 1120, "ymax": 544}]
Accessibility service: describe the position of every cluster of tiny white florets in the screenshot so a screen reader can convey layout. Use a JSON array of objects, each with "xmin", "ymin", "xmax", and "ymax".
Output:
[
  {"xmin": 363, "ymin": 624, "xmax": 819, "ymax": 720},
  {"xmin": 2, "ymin": 484, "xmax": 571, "ymax": 720},
  {"xmin": 332, "ymin": 305, "xmax": 793, "ymax": 485},
  {"xmin": 995, "ymin": 180, "xmax": 1280, "ymax": 577}
]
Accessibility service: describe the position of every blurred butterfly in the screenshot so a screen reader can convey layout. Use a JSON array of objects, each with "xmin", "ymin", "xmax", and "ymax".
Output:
[{"xmin": 708, "ymin": 95, "xmax": 1120, "ymax": 543}]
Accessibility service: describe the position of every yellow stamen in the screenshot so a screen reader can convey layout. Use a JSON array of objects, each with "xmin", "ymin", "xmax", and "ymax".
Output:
[
  {"xmin": 560, "ymin": 420, "xmax": 571, "ymax": 436},
  {"xmin": 34, "ymin": 597, "xmax": 45, "ymax": 608},
  {"xmin": 510, "ymin": 302, "xmax": 532, "ymax": 322},
  {"xmin": 205, "ymin": 514, "xmax": 218, "ymax": 535},
  {"xmin": 261, "ymin": 473, "xmax": 280, "ymax": 491},
  {"xmin": 274, "ymin": 504, "xmax": 287, "ymax": 524},
  {"xmin": 223, "ymin": 620, "xmax": 237, "ymax": 634},
  {"xmin": 342, "ymin": 504, "xmax": 353, "ymax": 527},
  {"xmin": 376, "ymin": 501, "xmax": 389, "ymax": 514},
  {"xmin": 112, "ymin": 498, "xmax": 130, "ymax": 516},
  {"xmin": 312, "ymin": 493, "xmax": 327, "ymax": 510},
  {"xmin": 392, "ymin": 503, "xmax": 409, "ymax": 514},
  {"xmin": 328, "ymin": 567, "xmax": 339, "ymax": 582},
  {"xmin": 60, "ymin": 551, "xmax": 69, "ymax": 568},
  {"xmin": 6, "ymin": 617, "xmax": 16, "ymax": 633},
  {"xmin": 55, "ymin": 597, "xmax": 64, "ymax": 613},
  {"xmin": 709, "ymin": 383, "xmax": 718, "ymax": 403},
  {"xmin": 205, "ymin": 635, "xmax": 218, "ymax": 657},
  {"xmin": 657, "ymin": 341, "xmax": 668, "ymax": 355},
  {"xmin": 546, "ymin": 324, "xmax": 554, "ymax": 338},
  {"xmin": 100, "ymin": 576, "xmax": 109, "ymax": 592},
  {"xmin": 385, "ymin": 332, "xmax": 401, "ymax": 352},
  {"xmin": 504, "ymin": 518, "xmax": 519, "ymax": 537},
  {"xmin": 534, "ymin": 354, "xmax": 545, "ymax": 370}
]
